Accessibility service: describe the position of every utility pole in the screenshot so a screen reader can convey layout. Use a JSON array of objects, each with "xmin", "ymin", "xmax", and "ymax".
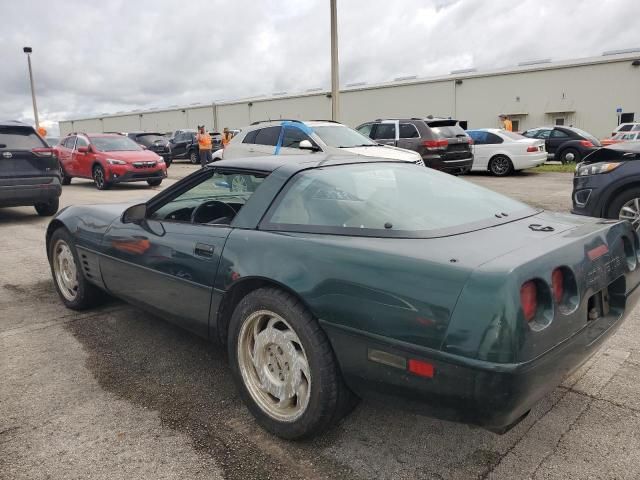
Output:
[
  {"xmin": 330, "ymin": 0, "xmax": 340, "ymax": 121},
  {"xmin": 23, "ymin": 47, "xmax": 40, "ymax": 129}
]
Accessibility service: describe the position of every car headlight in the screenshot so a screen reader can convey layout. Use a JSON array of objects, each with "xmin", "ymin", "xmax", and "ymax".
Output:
[
  {"xmin": 107, "ymin": 158, "xmax": 126, "ymax": 165},
  {"xmin": 576, "ymin": 162, "xmax": 622, "ymax": 177}
]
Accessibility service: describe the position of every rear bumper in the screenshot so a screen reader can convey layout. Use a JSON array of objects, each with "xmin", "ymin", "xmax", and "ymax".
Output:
[
  {"xmin": 0, "ymin": 176, "xmax": 61, "ymax": 207},
  {"xmin": 423, "ymin": 154, "xmax": 473, "ymax": 174},
  {"xmin": 322, "ymin": 280, "xmax": 639, "ymax": 431},
  {"xmin": 512, "ymin": 152, "xmax": 547, "ymax": 170}
]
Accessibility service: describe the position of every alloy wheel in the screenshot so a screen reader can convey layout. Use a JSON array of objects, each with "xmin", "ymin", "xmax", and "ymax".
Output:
[
  {"xmin": 619, "ymin": 198, "xmax": 640, "ymax": 232},
  {"xmin": 490, "ymin": 156, "xmax": 511, "ymax": 176},
  {"xmin": 52, "ymin": 239, "xmax": 79, "ymax": 301},
  {"xmin": 237, "ymin": 310, "xmax": 311, "ymax": 422},
  {"xmin": 93, "ymin": 167, "xmax": 104, "ymax": 189}
]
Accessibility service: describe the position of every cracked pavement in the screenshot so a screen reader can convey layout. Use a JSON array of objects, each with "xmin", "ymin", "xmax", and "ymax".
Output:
[{"xmin": 2, "ymin": 166, "xmax": 640, "ymax": 479}]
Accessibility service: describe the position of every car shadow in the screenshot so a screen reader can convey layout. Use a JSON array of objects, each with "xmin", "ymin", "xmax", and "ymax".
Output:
[
  {"xmin": 57, "ymin": 294, "xmax": 563, "ymax": 479},
  {"xmin": 67, "ymin": 179, "xmax": 158, "ymax": 191},
  {"xmin": 0, "ymin": 207, "xmax": 45, "ymax": 225}
]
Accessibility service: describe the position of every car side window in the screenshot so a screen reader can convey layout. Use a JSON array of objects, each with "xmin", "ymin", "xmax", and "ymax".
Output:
[
  {"xmin": 467, "ymin": 131, "xmax": 487, "ymax": 144},
  {"xmin": 76, "ymin": 137, "xmax": 89, "ymax": 148},
  {"xmin": 150, "ymin": 170, "xmax": 266, "ymax": 225},
  {"xmin": 551, "ymin": 130, "xmax": 569, "ymax": 138},
  {"xmin": 254, "ymin": 126, "xmax": 281, "ymax": 146},
  {"xmin": 281, "ymin": 127, "xmax": 317, "ymax": 149},
  {"xmin": 536, "ymin": 130, "xmax": 552, "ymax": 139},
  {"xmin": 372, "ymin": 124, "xmax": 396, "ymax": 140},
  {"xmin": 243, "ymin": 129, "xmax": 259, "ymax": 144},
  {"xmin": 356, "ymin": 123, "xmax": 374, "ymax": 138},
  {"xmin": 485, "ymin": 133, "xmax": 504, "ymax": 144},
  {"xmin": 399, "ymin": 123, "xmax": 420, "ymax": 139},
  {"xmin": 64, "ymin": 136, "xmax": 77, "ymax": 149}
]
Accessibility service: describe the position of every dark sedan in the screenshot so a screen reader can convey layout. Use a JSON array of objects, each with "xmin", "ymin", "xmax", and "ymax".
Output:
[
  {"xmin": 46, "ymin": 154, "xmax": 640, "ymax": 439},
  {"xmin": 572, "ymin": 142, "xmax": 640, "ymax": 230},
  {"xmin": 128, "ymin": 132, "xmax": 172, "ymax": 166},
  {"xmin": 522, "ymin": 126, "xmax": 600, "ymax": 163}
]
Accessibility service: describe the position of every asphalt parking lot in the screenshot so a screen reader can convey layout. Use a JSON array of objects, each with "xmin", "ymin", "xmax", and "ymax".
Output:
[{"xmin": 2, "ymin": 165, "xmax": 640, "ymax": 480}]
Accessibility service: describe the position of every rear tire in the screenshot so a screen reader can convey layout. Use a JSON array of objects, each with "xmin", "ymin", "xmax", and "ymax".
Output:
[
  {"xmin": 48, "ymin": 228, "xmax": 105, "ymax": 310},
  {"xmin": 560, "ymin": 148, "xmax": 580, "ymax": 164},
  {"xmin": 60, "ymin": 165, "xmax": 71, "ymax": 185},
  {"xmin": 93, "ymin": 165, "xmax": 111, "ymax": 190},
  {"xmin": 147, "ymin": 179, "xmax": 162, "ymax": 187},
  {"xmin": 489, "ymin": 155, "xmax": 513, "ymax": 176},
  {"xmin": 606, "ymin": 187, "xmax": 640, "ymax": 232},
  {"xmin": 35, "ymin": 198, "xmax": 59, "ymax": 216},
  {"xmin": 189, "ymin": 150, "xmax": 198, "ymax": 164},
  {"xmin": 228, "ymin": 287, "xmax": 357, "ymax": 439}
]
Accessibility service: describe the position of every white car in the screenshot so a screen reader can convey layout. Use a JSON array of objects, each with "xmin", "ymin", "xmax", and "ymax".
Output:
[
  {"xmin": 216, "ymin": 120, "xmax": 424, "ymax": 165},
  {"xmin": 466, "ymin": 129, "xmax": 546, "ymax": 176},
  {"xmin": 611, "ymin": 123, "xmax": 640, "ymax": 138}
]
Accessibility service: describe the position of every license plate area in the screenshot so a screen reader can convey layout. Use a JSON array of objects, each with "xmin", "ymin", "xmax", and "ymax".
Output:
[{"xmin": 587, "ymin": 288, "xmax": 610, "ymax": 321}]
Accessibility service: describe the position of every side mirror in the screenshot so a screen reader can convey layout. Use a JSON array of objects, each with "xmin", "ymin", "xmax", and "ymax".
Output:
[
  {"xmin": 299, "ymin": 139, "xmax": 319, "ymax": 151},
  {"xmin": 122, "ymin": 203, "xmax": 147, "ymax": 224},
  {"xmin": 77, "ymin": 146, "xmax": 89, "ymax": 154}
]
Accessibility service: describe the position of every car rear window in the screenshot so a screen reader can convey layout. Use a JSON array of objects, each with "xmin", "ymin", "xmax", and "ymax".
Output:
[
  {"xmin": 265, "ymin": 163, "xmax": 535, "ymax": 238},
  {"xmin": 254, "ymin": 126, "xmax": 281, "ymax": 146},
  {"xmin": 569, "ymin": 127, "xmax": 599, "ymax": 145},
  {"xmin": 0, "ymin": 126, "xmax": 46, "ymax": 150},
  {"xmin": 428, "ymin": 124, "xmax": 467, "ymax": 139},
  {"xmin": 136, "ymin": 134, "xmax": 165, "ymax": 146}
]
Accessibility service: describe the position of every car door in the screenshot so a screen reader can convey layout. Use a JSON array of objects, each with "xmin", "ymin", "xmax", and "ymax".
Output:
[
  {"xmin": 547, "ymin": 129, "xmax": 570, "ymax": 156},
  {"xmin": 468, "ymin": 131, "xmax": 490, "ymax": 169},
  {"xmin": 371, "ymin": 121, "xmax": 398, "ymax": 146},
  {"xmin": 171, "ymin": 132, "xmax": 187, "ymax": 158},
  {"xmin": 58, "ymin": 136, "xmax": 76, "ymax": 175},
  {"xmin": 396, "ymin": 123, "xmax": 421, "ymax": 152},
  {"xmin": 72, "ymin": 135, "xmax": 92, "ymax": 178},
  {"xmin": 99, "ymin": 168, "xmax": 265, "ymax": 337}
]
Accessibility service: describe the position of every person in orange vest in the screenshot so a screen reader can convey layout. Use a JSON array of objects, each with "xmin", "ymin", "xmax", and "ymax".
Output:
[
  {"xmin": 196, "ymin": 125, "xmax": 212, "ymax": 167},
  {"xmin": 221, "ymin": 127, "xmax": 231, "ymax": 147},
  {"xmin": 499, "ymin": 114, "xmax": 513, "ymax": 132}
]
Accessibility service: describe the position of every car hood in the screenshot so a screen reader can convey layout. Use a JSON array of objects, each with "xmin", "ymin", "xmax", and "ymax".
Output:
[
  {"xmin": 340, "ymin": 145, "xmax": 421, "ymax": 162},
  {"xmin": 99, "ymin": 150, "xmax": 162, "ymax": 163}
]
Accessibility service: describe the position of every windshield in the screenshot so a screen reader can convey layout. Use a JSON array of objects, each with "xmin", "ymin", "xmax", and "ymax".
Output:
[
  {"xmin": 267, "ymin": 163, "xmax": 535, "ymax": 237},
  {"xmin": 430, "ymin": 124, "xmax": 467, "ymax": 139},
  {"xmin": 90, "ymin": 136, "xmax": 142, "ymax": 152},
  {"xmin": 312, "ymin": 125, "xmax": 377, "ymax": 148}
]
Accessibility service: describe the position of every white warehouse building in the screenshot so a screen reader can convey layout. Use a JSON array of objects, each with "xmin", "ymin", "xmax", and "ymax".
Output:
[{"xmin": 59, "ymin": 50, "xmax": 640, "ymax": 139}]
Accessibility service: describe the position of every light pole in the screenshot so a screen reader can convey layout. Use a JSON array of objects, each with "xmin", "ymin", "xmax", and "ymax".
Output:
[
  {"xmin": 330, "ymin": 0, "xmax": 339, "ymax": 121},
  {"xmin": 23, "ymin": 47, "xmax": 40, "ymax": 129}
]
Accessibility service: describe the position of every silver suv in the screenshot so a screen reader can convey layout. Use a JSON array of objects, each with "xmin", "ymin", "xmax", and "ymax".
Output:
[{"xmin": 218, "ymin": 120, "xmax": 424, "ymax": 165}]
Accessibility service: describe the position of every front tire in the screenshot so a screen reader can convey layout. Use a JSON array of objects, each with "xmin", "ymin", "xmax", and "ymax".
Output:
[
  {"xmin": 48, "ymin": 228, "xmax": 105, "ymax": 310},
  {"xmin": 560, "ymin": 148, "xmax": 580, "ymax": 164},
  {"xmin": 189, "ymin": 150, "xmax": 198, "ymax": 164},
  {"xmin": 35, "ymin": 198, "xmax": 59, "ymax": 216},
  {"xmin": 228, "ymin": 287, "xmax": 356, "ymax": 439},
  {"xmin": 93, "ymin": 165, "xmax": 111, "ymax": 190},
  {"xmin": 147, "ymin": 179, "xmax": 162, "ymax": 187},
  {"xmin": 489, "ymin": 155, "xmax": 513, "ymax": 176},
  {"xmin": 607, "ymin": 187, "xmax": 640, "ymax": 232}
]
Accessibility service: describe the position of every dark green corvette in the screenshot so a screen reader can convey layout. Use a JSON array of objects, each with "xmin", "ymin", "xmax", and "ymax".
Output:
[{"xmin": 46, "ymin": 154, "xmax": 640, "ymax": 439}]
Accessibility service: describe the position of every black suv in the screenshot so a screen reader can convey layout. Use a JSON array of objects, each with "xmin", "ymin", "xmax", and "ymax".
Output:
[
  {"xmin": 522, "ymin": 126, "xmax": 600, "ymax": 164},
  {"xmin": 0, "ymin": 120, "xmax": 61, "ymax": 216},
  {"xmin": 356, "ymin": 117, "xmax": 473, "ymax": 174},
  {"xmin": 169, "ymin": 130, "xmax": 223, "ymax": 164},
  {"xmin": 127, "ymin": 132, "xmax": 172, "ymax": 166}
]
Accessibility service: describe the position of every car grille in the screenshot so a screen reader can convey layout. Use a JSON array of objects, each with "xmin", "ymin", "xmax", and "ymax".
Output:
[{"xmin": 132, "ymin": 161, "xmax": 157, "ymax": 169}]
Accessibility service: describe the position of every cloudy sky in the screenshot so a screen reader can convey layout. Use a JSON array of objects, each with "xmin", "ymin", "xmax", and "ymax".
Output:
[{"xmin": 1, "ymin": 0, "xmax": 637, "ymax": 135}]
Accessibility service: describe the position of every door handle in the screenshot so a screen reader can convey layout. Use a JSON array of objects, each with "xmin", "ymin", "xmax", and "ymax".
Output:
[{"xmin": 194, "ymin": 242, "xmax": 215, "ymax": 257}]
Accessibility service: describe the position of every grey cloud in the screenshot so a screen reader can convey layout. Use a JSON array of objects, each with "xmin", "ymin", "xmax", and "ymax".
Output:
[{"xmin": 1, "ymin": 0, "xmax": 637, "ymax": 136}]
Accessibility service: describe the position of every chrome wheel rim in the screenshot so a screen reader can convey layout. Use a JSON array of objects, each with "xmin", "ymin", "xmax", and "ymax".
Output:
[
  {"xmin": 94, "ymin": 168, "xmax": 104, "ymax": 188},
  {"xmin": 237, "ymin": 310, "xmax": 311, "ymax": 422},
  {"xmin": 52, "ymin": 239, "xmax": 79, "ymax": 301},
  {"xmin": 619, "ymin": 198, "xmax": 640, "ymax": 232},
  {"xmin": 231, "ymin": 175, "xmax": 248, "ymax": 192},
  {"xmin": 491, "ymin": 157, "xmax": 510, "ymax": 175},
  {"xmin": 564, "ymin": 152, "xmax": 575, "ymax": 162}
]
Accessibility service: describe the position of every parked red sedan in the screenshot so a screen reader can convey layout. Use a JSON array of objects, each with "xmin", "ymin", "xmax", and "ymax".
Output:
[{"xmin": 55, "ymin": 133, "xmax": 167, "ymax": 190}]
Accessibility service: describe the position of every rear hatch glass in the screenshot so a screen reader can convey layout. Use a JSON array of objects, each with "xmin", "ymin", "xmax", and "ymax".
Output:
[
  {"xmin": 0, "ymin": 126, "xmax": 46, "ymax": 150},
  {"xmin": 0, "ymin": 125, "xmax": 54, "ymax": 179}
]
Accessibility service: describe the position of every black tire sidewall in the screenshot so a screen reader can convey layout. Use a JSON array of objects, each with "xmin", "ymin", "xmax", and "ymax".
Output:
[
  {"xmin": 606, "ymin": 187, "xmax": 640, "ymax": 222},
  {"xmin": 227, "ymin": 288, "xmax": 340, "ymax": 439},
  {"xmin": 489, "ymin": 155, "xmax": 513, "ymax": 176},
  {"xmin": 35, "ymin": 198, "xmax": 59, "ymax": 216}
]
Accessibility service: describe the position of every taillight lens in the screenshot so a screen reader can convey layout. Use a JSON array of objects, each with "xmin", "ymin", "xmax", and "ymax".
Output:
[
  {"xmin": 423, "ymin": 139, "xmax": 448, "ymax": 150},
  {"xmin": 527, "ymin": 145, "xmax": 539, "ymax": 152},
  {"xmin": 520, "ymin": 281, "xmax": 538, "ymax": 321},
  {"xmin": 580, "ymin": 140, "xmax": 594, "ymax": 148},
  {"xmin": 32, "ymin": 147, "xmax": 53, "ymax": 157},
  {"xmin": 551, "ymin": 268, "xmax": 564, "ymax": 303}
]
